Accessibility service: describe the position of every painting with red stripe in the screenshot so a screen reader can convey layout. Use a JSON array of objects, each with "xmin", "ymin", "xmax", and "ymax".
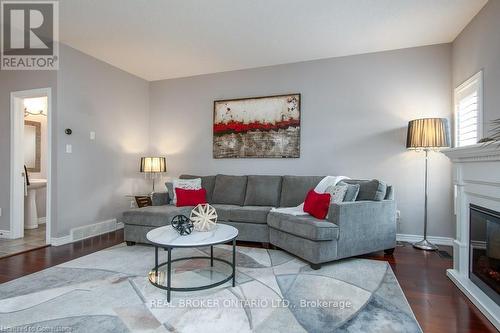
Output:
[{"xmin": 213, "ymin": 94, "xmax": 300, "ymax": 158}]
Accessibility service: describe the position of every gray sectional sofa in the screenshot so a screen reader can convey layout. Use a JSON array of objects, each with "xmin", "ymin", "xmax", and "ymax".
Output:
[{"xmin": 123, "ymin": 174, "xmax": 396, "ymax": 269}]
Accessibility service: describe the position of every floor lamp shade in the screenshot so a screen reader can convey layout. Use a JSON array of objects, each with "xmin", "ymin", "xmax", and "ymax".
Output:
[
  {"xmin": 406, "ymin": 118, "xmax": 450, "ymax": 149},
  {"xmin": 140, "ymin": 157, "xmax": 166, "ymax": 173}
]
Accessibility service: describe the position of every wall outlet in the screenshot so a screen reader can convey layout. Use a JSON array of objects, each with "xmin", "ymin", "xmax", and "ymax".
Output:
[
  {"xmin": 90, "ymin": 131, "xmax": 95, "ymax": 140},
  {"xmin": 0, "ymin": 207, "xmax": 2, "ymax": 217},
  {"xmin": 396, "ymin": 210, "xmax": 401, "ymax": 220},
  {"xmin": 66, "ymin": 144, "xmax": 72, "ymax": 153}
]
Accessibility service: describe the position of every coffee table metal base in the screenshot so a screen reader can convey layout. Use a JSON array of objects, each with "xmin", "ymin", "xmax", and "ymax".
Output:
[{"xmin": 149, "ymin": 239, "xmax": 236, "ymax": 302}]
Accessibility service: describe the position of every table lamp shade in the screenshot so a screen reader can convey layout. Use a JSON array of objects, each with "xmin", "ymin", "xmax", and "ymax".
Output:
[
  {"xmin": 406, "ymin": 118, "xmax": 450, "ymax": 149},
  {"xmin": 140, "ymin": 157, "xmax": 166, "ymax": 173}
]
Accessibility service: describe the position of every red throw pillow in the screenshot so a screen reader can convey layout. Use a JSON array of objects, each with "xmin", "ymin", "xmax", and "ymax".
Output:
[
  {"xmin": 303, "ymin": 189, "xmax": 331, "ymax": 220},
  {"xmin": 175, "ymin": 188, "xmax": 207, "ymax": 207}
]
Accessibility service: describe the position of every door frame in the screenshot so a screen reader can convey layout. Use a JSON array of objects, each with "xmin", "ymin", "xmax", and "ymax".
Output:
[{"xmin": 10, "ymin": 88, "xmax": 52, "ymax": 244}]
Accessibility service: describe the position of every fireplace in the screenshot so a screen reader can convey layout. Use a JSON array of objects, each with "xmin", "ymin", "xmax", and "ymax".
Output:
[
  {"xmin": 470, "ymin": 204, "xmax": 500, "ymax": 306},
  {"xmin": 442, "ymin": 144, "xmax": 500, "ymax": 329}
]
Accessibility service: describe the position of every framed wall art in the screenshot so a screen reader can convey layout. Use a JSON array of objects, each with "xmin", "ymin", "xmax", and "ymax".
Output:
[{"xmin": 213, "ymin": 93, "xmax": 300, "ymax": 158}]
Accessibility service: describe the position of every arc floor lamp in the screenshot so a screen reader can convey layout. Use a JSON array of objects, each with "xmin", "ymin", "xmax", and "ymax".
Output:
[{"xmin": 406, "ymin": 118, "xmax": 450, "ymax": 250}]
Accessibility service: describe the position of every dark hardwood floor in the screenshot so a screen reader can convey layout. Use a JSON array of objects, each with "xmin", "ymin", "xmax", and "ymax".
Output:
[
  {"xmin": 0, "ymin": 230, "xmax": 497, "ymax": 333},
  {"xmin": 362, "ymin": 244, "xmax": 498, "ymax": 333}
]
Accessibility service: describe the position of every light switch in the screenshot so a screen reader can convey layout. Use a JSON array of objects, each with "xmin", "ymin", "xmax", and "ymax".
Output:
[
  {"xmin": 66, "ymin": 144, "xmax": 72, "ymax": 153},
  {"xmin": 0, "ymin": 207, "xmax": 2, "ymax": 217},
  {"xmin": 90, "ymin": 131, "xmax": 95, "ymax": 140}
]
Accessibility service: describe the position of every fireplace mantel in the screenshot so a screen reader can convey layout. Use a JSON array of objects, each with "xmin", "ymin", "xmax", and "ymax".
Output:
[
  {"xmin": 442, "ymin": 143, "xmax": 500, "ymax": 163},
  {"xmin": 442, "ymin": 143, "xmax": 500, "ymax": 330}
]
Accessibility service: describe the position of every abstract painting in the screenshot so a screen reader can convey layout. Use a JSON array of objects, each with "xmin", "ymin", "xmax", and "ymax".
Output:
[{"xmin": 213, "ymin": 94, "xmax": 300, "ymax": 158}]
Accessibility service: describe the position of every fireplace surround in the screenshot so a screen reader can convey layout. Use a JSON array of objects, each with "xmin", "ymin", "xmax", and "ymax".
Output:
[{"xmin": 442, "ymin": 144, "xmax": 500, "ymax": 330}]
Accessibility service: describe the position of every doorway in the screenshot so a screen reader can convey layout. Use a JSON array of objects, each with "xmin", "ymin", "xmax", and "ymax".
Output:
[{"xmin": 1, "ymin": 88, "xmax": 52, "ymax": 257}]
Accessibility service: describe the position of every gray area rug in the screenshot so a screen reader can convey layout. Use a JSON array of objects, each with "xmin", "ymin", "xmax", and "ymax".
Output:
[{"xmin": 0, "ymin": 244, "xmax": 422, "ymax": 333}]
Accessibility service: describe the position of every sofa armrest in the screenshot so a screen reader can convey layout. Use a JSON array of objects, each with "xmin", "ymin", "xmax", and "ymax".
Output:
[
  {"xmin": 327, "ymin": 200, "xmax": 396, "ymax": 259},
  {"xmin": 152, "ymin": 192, "xmax": 169, "ymax": 206}
]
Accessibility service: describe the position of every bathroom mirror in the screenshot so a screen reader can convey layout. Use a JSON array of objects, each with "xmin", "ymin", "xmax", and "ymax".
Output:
[{"xmin": 24, "ymin": 120, "xmax": 41, "ymax": 172}]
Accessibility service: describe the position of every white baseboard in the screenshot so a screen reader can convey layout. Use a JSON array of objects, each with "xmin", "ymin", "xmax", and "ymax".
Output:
[
  {"xmin": 38, "ymin": 217, "xmax": 46, "ymax": 224},
  {"xmin": 50, "ymin": 234, "xmax": 72, "ymax": 246},
  {"xmin": 397, "ymin": 233, "xmax": 454, "ymax": 246},
  {"xmin": 50, "ymin": 219, "xmax": 124, "ymax": 247},
  {"xmin": 0, "ymin": 230, "xmax": 11, "ymax": 239}
]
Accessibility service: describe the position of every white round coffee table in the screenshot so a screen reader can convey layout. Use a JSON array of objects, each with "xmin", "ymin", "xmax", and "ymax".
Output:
[{"xmin": 146, "ymin": 224, "xmax": 238, "ymax": 302}]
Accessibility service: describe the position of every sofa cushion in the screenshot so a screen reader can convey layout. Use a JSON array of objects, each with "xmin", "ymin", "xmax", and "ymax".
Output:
[
  {"xmin": 244, "ymin": 175, "xmax": 282, "ymax": 207},
  {"xmin": 180, "ymin": 175, "xmax": 216, "ymax": 203},
  {"xmin": 343, "ymin": 179, "xmax": 387, "ymax": 201},
  {"xmin": 230, "ymin": 206, "xmax": 273, "ymax": 224},
  {"xmin": 211, "ymin": 204, "xmax": 271, "ymax": 224},
  {"xmin": 211, "ymin": 204, "xmax": 237, "ymax": 221},
  {"xmin": 279, "ymin": 176, "xmax": 324, "ymax": 207},
  {"xmin": 212, "ymin": 175, "xmax": 248, "ymax": 205},
  {"xmin": 123, "ymin": 205, "xmax": 194, "ymax": 227},
  {"xmin": 267, "ymin": 212, "xmax": 339, "ymax": 241}
]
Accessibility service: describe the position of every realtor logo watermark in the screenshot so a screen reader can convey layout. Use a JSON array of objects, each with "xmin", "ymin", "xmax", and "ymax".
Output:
[{"xmin": 1, "ymin": 0, "xmax": 59, "ymax": 70}]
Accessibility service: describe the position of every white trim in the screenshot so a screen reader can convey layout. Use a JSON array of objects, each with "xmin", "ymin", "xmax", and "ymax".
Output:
[
  {"xmin": 50, "ymin": 234, "xmax": 72, "ymax": 246},
  {"xmin": 396, "ymin": 233, "xmax": 454, "ymax": 246},
  {"xmin": 10, "ymin": 88, "xmax": 52, "ymax": 244},
  {"xmin": 50, "ymin": 219, "xmax": 124, "ymax": 247},
  {"xmin": 37, "ymin": 217, "xmax": 46, "ymax": 224},
  {"xmin": 453, "ymin": 70, "xmax": 483, "ymax": 147},
  {"xmin": 10, "ymin": 92, "xmax": 25, "ymax": 239},
  {"xmin": 45, "ymin": 88, "xmax": 53, "ymax": 245},
  {"xmin": 0, "ymin": 230, "xmax": 11, "ymax": 239}
]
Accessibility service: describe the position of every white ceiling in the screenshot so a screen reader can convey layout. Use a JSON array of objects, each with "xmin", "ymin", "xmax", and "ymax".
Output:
[{"xmin": 60, "ymin": 0, "xmax": 487, "ymax": 81}]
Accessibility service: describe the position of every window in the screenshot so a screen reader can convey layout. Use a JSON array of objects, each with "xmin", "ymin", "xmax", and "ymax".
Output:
[{"xmin": 454, "ymin": 71, "xmax": 483, "ymax": 147}]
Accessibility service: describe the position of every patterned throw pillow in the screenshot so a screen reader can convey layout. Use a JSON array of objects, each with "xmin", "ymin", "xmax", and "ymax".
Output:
[
  {"xmin": 337, "ymin": 181, "xmax": 360, "ymax": 202},
  {"xmin": 172, "ymin": 178, "xmax": 202, "ymax": 205},
  {"xmin": 324, "ymin": 184, "xmax": 348, "ymax": 204}
]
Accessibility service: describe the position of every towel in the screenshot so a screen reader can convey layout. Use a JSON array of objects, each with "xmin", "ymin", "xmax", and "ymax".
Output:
[
  {"xmin": 270, "ymin": 175, "xmax": 349, "ymax": 216},
  {"xmin": 24, "ymin": 165, "xmax": 30, "ymax": 196}
]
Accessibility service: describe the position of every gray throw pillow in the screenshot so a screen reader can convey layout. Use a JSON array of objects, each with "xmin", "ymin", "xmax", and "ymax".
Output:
[
  {"xmin": 385, "ymin": 185, "xmax": 394, "ymax": 200},
  {"xmin": 165, "ymin": 182, "xmax": 174, "ymax": 204},
  {"xmin": 152, "ymin": 192, "xmax": 169, "ymax": 206},
  {"xmin": 338, "ymin": 182, "xmax": 360, "ymax": 202},
  {"xmin": 344, "ymin": 179, "xmax": 387, "ymax": 201}
]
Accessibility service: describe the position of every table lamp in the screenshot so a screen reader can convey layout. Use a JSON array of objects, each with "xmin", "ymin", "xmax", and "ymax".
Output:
[
  {"xmin": 406, "ymin": 118, "xmax": 450, "ymax": 250},
  {"xmin": 140, "ymin": 157, "xmax": 166, "ymax": 194}
]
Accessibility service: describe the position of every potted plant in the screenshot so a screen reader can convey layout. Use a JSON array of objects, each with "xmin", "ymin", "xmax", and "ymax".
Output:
[
  {"xmin": 492, "ymin": 119, "xmax": 500, "ymax": 142},
  {"xmin": 479, "ymin": 119, "xmax": 500, "ymax": 145}
]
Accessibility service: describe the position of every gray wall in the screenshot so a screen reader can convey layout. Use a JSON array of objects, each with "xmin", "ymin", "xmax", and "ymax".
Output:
[
  {"xmin": 452, "ymin": 0, "xmax": 500, "ymax": 126},
  {"xmin": 149, "ymin": 44, "xmax": 454, "ymax": 238},
  {"xmin": 0, "ymin": 71, "xmax": 57, "ymax": 232},
  {"xmin": 0, "ymin": 45, "xmax": 150, "ymax": 238},
  {"xmin": 54, "ymin": 45, "xmax": 150, "ymax": 237}
]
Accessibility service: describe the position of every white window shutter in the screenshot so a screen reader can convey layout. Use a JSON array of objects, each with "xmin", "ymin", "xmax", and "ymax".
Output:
[{"xmin": 454, "ymin": 71, "xmax": 483, "ymax": 148}]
